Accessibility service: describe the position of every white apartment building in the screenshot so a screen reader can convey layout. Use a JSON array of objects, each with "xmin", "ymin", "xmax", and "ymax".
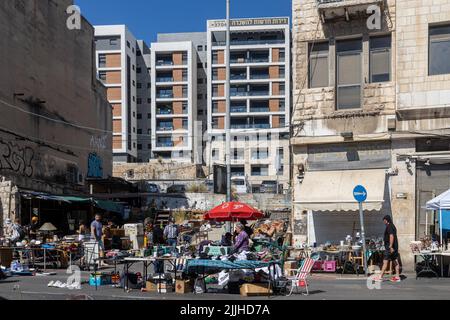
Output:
[
  {"xmin": 206, "ymin": 17, "xmax": 291, "ymax": 193},
  {"xmin": 150, "ymin": 41, "xmax": 198, "ymax": 163},
  {"xmin": 94, "ymin": 25, "xmax": 139, "ymax": 163}
]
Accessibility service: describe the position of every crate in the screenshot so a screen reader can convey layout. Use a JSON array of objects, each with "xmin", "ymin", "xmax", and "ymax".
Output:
[
  {"xmin": 323, "ymin": 260, "xmax": 336, "ymax": 272},
  {"xmin": 240, "ymin": 283, "xmax": 273, "ymax": 297}
]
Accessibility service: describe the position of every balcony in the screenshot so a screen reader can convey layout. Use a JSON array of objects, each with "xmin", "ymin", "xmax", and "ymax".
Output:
[
  {"xmin": 231, "ymin": 106, "xmax": 247, "ymax": 113},
  {"xmin": 156, "ymin": 60, "xmax": 174, "ymax": 66},
  {"xmin": 230, "ymin": 73, "xmax": 247, "ymax": 80},
  {"xmin": 156, "ymin": 123, "xmax": 174, "ymax": 131},
  {"xmin": 214, "ymin": 39, "xmax": 285, "ymax": 46},
  {"xmin": 156, "ymin": 77, "xmax": 174, "ymax": 83},
  {"xmin": 157, "ymin": 93, "xmax": 174, "ymax": 99},
  {"xmin": 157, "ymin": 108, "xmax": 173, "ymax": 115},
  {"xmin": 250, "ymin": 106, "xmax": 270, "ymax": 113},
  {"xmin": 156, "ymin": 141, "xmax": 174, "ymax": 147},
  {"xmin": 317, "ymin": 0, "xmax": 384, "ymax": 22}
]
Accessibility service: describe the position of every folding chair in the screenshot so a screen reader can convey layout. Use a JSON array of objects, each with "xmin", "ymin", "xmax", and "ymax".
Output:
[{"xmin": 286, "ymin": 258, "xmax": 315, "ymax": 296}]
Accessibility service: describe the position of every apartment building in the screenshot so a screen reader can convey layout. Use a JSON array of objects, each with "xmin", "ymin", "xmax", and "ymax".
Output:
[
  {"xmin": 150, "ymin": 41, "xmax": 198, "ymax": 163},
  {"xmin": 206, "ymin": 17, "xmax": 291, "ymax": 193},
  {"xmin": 292, "ymin": 0, "xmax": 450, "ymax": 269},
  {"xmin": 136, "ymin": 40, "xmax": 152, "ymax": 162},
  {"xmin": 95, "ymin": 25, "xmax": 139, "ymax": 163},
  {"xmin": 157, "ymin": 32, "xmax": 208, "ymax": 164}
]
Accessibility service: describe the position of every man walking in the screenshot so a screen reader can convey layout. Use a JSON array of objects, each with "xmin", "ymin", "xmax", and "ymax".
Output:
[
  {"xmin": 375, "ymin": 215, "xmax": 401, "ymax": 282},
  {"xmin": 91, "ymin": 214, "xmax": 107, "ymax": 267}
]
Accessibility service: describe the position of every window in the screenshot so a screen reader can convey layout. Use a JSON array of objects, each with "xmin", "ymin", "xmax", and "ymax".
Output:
[
  {"xmin": 198, "ymin": 62, "xmax": 203, "ymax": 68},
  {"xmin": 429, "ymin": 24, "xmax": 450, "ymax": 75},
  {"xmin": 212, "ymin": 51, "xmax": 219, "ymax": 64},
  {"xmin": 336, "ymin": 39, "xmax": 362, "ymax": 110},
  {"xmin": 212, "ymin": 68, "xmax": 218, "ymax": 80},
  {"xmin": 137, "ymin": 67, "xmax": 142, "ymax": 73},
  {"xmin": 127, "ymin": 41, "xmax": 131, "ymax": 48},
  {"xmin": 197, "ymin": 45, "xmax": 203, "ymax": 52},
  {"xmin": 137, "ymin": 129, "xmax": 142, "ymax": 134},
  {"xmin": 137, "ymin": 50, "xmax": 142, "ymax": 57},
  {"xmin": 147, "ymin": 98, "xmax": 151, "ymax": 103},
  {"xmin": 147, "ymin": 113, "xmax": 151, "ymax": 119},
  {"xmin": 133, "ymin": 96, "xmax": 136, "ymax": 102},
  {"xmin": 309, "ymin": 42, "xmax": 329, "ymax": 88},
  {"xmin": 251, "ymin": 165, "xmax": 268, "ymax": 176},
  {"xmin": 110, "ymin": 38, "xmax": 118, "ymax": 46},
  {"xmin": 132, "ymin": 65, "xmax": 135, "ymax": 71},
  {"xmin": 137, "ymin": 113, "xmax": 142, "ymax": 119},
  {"xmin": 212, "ymin": 149, "xmax": 219, "ymax": 160},
  {"xmin": 198, "ymin": 94, "xmax": 203, "ymax": 100},
  {"xmin": 279, "ymin": 48, "xmax": 286, "ymax": 62},
  {"xmin": 98, "ymin": 54, "xmax": 107, "ymax": 67},
  {"xmin": 148, "ymin": 144, "xmax": 151, "ymax": 149},
  {"xmin": 370, "ymin": 35, "xmax": 391, "ymax": 82},
  {"xmin": 198, "ymin": 78, "xmax": 203, "ymax": 84},
  {"xmin": 132, "ymin": 80, "xmax": 136, "ymax": 87},
  {"xmin": 137, "ymin": 82, "xmax": 142, "ymax": 89},
  {"xmin": 98, "ymin": 71, "xmax": 107, "ymax": 81},
  {"xmin": 147, "ymin": 83, "xmax": 151, "ymax": 88},
  {"xmin": 137, "ymin": 144, "xmax": 142, "ymax": 150}
]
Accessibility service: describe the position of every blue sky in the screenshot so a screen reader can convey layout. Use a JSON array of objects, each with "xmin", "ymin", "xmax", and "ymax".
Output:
[{"xmin": 75, "ymin": 0, "xmax": 292, "ymax": 42}]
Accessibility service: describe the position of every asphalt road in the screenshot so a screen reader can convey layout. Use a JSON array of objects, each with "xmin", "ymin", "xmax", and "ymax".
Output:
[{"xmin": 0, "ymin": 264, "xmax": 449, "ymax": 300}]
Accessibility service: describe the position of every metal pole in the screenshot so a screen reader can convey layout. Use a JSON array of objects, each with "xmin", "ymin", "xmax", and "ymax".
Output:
[
  {"xmin": 358, "ymin": 202, "xmax": 368, "ymax": 276},
  {"xmin": 225, "ymin": 0, "xmax": 232, "ymax": 233}
]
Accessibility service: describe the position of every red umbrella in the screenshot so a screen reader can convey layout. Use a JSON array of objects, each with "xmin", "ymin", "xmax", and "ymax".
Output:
[{"xmin": 204, "ymin": 201, "xmax": 264, "ymax": 222}]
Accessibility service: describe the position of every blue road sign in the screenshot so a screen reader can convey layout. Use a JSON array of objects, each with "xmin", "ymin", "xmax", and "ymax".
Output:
[{"xmin": 353, "ymin": 185, "xmax": 367, "ymax": 203}]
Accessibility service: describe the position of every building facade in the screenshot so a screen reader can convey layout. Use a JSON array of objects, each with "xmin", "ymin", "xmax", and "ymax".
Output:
[
  {"xmin": 0, "ymin": 0, "xmax": 112, "ymax": 229},
  {"xmin": 150, "ymin": 41, "xmax": 198, "ymax": 163},
  {"xmin": 95, "ymin": 25, "xmax": 139, "ymax": 163},
  {"xmin": 292, "ymin": 0, "xmax": 450, "ymax": 269},
  {"xmin": 206, "ymin": 17, "xmax": 292, "ymax": 193},
  {"xmin": 136, "ymin": 40, "xmax": 152, "ymax": 162}
]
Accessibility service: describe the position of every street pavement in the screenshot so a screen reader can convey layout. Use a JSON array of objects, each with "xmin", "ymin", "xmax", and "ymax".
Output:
[{"xmin": 0, "ymin": 263, "xmax": 449, "ymax": 300}]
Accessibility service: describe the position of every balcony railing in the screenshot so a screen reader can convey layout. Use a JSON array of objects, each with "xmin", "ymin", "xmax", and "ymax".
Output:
[
  {"xmin": 230, "ymin": 123, "xmax": 271, "ymax": 129},
  {"xmin": 214, "ymin": 39, "xmax": 285, "ymax": 46},
  {"xmin": 156, "ymin": 77, "xmax": 174, "ymax": 83},
  {"xmin": 156, "ymin": 93, "xmax": 174, "ymax": 99},
  {"xmin": 231, "ymin": 74, "xmax": 247, "ymax": 80},
  {"xmin": 231, "ymin": 106, "xmax": 247, "ymax": 113},
  {"xmin": 249, "ymin": 91, "xmax": 270, "ymax": 96},
  {"xmin": 157, "ymin": 108, "xmax": 173, "ymax": 115},
  {"xmin": 250, "ymin": 74, "xmax": 270, "ymax": 80},
  {"xmin": 156, "ymin": 60, "xmax": 174, "ymax": 66},
  {"xmin": 156, "ymin": 142, "xmax": 174, "ymax": 147},
  {"xmin": 156, "ymin": 125, "xmax": 174, "ymax": 131},
  {"xmin": 250, "ymin": 107, "xmax": 269, "ymax": 112}
]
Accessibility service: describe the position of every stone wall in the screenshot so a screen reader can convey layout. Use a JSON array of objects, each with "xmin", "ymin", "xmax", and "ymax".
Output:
[
  {"xmin": 0, "ymin": 178, "xmax": 19, "ymax": 236},
  {"xmin": 113, "ymin": 161, "xmax": 205, "ymax": 181},
  {"xmin": 292, "ymin": 0, "xmax": 397, "ymax": 138}
]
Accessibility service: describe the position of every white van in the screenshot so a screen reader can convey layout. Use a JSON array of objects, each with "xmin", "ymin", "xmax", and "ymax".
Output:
[{"xmin": 232, "ymin": 177, "xmax": 248, "ymax": 194}]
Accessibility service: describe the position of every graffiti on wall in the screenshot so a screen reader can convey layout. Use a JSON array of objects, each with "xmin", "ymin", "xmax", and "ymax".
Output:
[
  {"xmin": 90, "ymin": 135, "xmax": 108, "ymax": 152},
  {"xmin": 87, "ymin": 153, "xmax": 103, "ymax": 178},
  {"xmin": 0, "ymin": 140, "xmax": 34, "ymax": 177}
]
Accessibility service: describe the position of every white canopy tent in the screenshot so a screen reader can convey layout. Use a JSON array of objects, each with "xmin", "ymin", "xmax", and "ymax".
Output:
[{"xmin": 426, "ymin": 189, "xmax": 450, "ymax": 245}]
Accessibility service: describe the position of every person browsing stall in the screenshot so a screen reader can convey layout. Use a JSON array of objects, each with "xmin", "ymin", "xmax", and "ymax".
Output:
[
  {"xmin": 232, "ymin": 223, "xmax": 249, "ymax": 254},
  {"xmin": 164, "ymin": 218, "xmax": 179, "ymax": 247}
]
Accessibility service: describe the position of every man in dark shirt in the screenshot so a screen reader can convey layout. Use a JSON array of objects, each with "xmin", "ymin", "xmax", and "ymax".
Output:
[{"xmin": 375, "ymin": 215, "xmax": 401, "ymax": 282}]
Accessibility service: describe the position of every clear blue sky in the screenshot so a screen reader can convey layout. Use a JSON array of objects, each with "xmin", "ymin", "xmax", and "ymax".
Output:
[{"xmin": 75, "ymin": 0, "xmax": 291, "ymax": 43}]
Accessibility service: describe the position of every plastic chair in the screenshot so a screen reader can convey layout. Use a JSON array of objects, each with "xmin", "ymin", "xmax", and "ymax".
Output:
[{"xmin": 286, "ymin": 258, "xmax": 315, "ymax": 296}]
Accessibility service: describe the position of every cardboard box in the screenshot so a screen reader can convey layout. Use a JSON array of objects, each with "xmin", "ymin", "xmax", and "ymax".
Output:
[
  {"xmin": 284, "ymin": 261, "xmax": 298, "ymax": 270},
  {"xmin": 175, "ymin": 280, "xmax": 193, "ymax": 294},
  {"xmin": 240, "ymin": 283, "xmax": 273, "ymax": 297},
  {"xmin": 146, "ymin": 281, "xmax": 173, "ymax": 293},
  {"xmin": 146, "ymin": 281, "xmax": 157, "ymax": 292}
]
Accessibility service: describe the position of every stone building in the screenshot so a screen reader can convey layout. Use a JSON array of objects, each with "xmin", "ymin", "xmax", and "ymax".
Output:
[
  {"xmin": 292, "ymin": 0, "xmax": 450, "ymax": 269},
  {"xmin": 0, "ymin": 0, "xmax": 112, "ymax": 232}
]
